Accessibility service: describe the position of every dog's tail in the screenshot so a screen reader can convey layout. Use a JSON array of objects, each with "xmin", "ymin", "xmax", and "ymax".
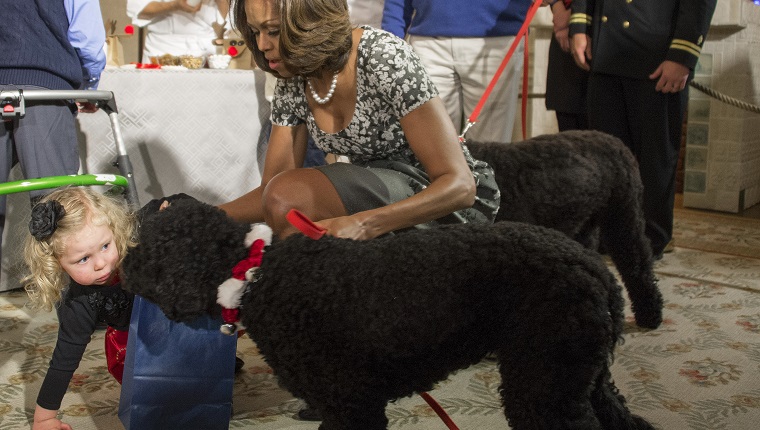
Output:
[{"xmin": 467, "ymin": 130, "xmax": 663, "ymax": 329}]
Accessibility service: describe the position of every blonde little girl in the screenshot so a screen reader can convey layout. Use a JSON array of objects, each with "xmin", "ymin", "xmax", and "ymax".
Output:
[{"xmin": 23, "ymin": 187, "xmax": 137, "ymax": 430}]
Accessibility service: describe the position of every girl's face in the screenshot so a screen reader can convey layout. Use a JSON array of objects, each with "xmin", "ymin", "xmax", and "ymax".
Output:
[
  {"xmin": 246, "ymin": 0, "xmax": 293, "ymax": 78},
  {"xmin": 58, "ymin": 221, "xmax": 119, "ymax": 286}
]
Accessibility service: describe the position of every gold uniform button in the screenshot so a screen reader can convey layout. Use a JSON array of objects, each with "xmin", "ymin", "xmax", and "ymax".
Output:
[
  {"xmin": 623, "ymin": 21, "xmax": 630, "ymax": 28},
  {"xmin": 601, "ymin": 16, "xmax": 608, "ymax": 23},
  {"xmin": 698, "ymin": 35, "xmax": 704, "ymax": 44},
  {"xmin": 626, "ymin": 0, "xmax": 632, "ymax": 3}
]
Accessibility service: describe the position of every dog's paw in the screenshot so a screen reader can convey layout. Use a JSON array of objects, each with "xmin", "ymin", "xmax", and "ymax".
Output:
[{"xmin": 633, "ymin": 307, "xmax": 663, "ymax": 329}]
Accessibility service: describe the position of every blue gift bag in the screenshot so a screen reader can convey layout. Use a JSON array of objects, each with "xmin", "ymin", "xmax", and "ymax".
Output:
[{"xmin": 119, "ymin": 295, "xmax": 236, "ymax": 430}]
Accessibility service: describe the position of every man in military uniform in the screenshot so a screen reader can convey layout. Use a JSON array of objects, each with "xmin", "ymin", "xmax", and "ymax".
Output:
[{"xmin": 568, "ymin": 0, "xmax": 717, "ymax": 259}]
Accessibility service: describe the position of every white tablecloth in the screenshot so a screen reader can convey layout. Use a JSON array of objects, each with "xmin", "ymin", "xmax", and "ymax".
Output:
[{"xmin": 1, "ymin": 67, "xmax": 271, "ymax": 291}]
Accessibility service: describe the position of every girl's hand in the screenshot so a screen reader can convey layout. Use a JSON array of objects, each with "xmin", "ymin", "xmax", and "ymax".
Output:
[
  {"xmin": 33, "ymin": 420, "xmax": 72, "ymax": 430},
  {"xmin": 33, "ymin": 406, "xmax": 72, "ymax": 430}
]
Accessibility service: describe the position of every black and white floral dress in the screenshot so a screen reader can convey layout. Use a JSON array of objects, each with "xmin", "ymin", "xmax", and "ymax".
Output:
[{"xmin": 272, "ymin": 26, "xmax": 499, "ymax": 226}]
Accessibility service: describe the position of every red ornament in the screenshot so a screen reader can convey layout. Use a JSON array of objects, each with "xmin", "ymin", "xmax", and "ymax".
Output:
[
  {"xmin": 124, "ymin": 25, "xmax": 135, "ymax": 35},
  {"xmin": 228, "ymin": 46, "xmax": 238, "ymax": 57}
]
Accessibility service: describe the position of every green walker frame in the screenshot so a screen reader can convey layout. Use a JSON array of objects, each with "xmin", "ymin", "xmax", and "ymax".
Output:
[{"xmin": 0, "ymin": 89, "xmax": 140, "ymax": 206}]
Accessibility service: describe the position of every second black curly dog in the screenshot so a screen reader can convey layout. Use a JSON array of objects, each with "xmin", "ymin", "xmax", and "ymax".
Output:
[
  {"xmin": 123, "ymin": 198, "xmax": 654, "ymax": 430},
  {"xmin": 467, "ymin": 129, "xmax": 663, "ymax": 329}
]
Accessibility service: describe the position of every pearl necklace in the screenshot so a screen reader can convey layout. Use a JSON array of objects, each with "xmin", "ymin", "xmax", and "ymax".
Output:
[{"xmin": 307, "ymin": 72, "xmax": 339, "ymax": 105}]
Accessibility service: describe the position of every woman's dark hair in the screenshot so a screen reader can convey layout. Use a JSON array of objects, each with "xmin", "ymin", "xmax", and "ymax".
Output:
[{"xmin": 232, "ymin": 0, "xmax": 353, "ymax": 78}]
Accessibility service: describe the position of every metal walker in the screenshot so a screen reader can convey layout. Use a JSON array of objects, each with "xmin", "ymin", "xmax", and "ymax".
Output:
[{"xmin": 0, "ymin": 89, "xmax": 140, "ymax": 206}]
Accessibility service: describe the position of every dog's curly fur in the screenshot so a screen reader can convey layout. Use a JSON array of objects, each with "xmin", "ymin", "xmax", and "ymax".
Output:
[
  {"xmin": 466, "ymin": 130, "xmax": 663, "ymax": 329},
  {"xmin": 123, "ymin": 198, "xmax": 654, "ymax": 430}
]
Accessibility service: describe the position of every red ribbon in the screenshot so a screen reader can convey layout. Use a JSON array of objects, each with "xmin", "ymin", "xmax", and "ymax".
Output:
[
  {"xmin": 231, "ymin": 239, "xmax": 266, "ymax": 281},
  {"xmin": 221, "ymin": 308, "xmax": 239, "ymax": 325},
  {"xmin": 221, "ymin": 238, "xmax": 266, "ymax": 325}
]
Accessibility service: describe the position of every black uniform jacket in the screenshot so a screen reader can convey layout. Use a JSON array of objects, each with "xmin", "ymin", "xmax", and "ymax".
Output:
[{"xmin": 569, "ymin": 0, "xmax": 717, "ymax": 79}]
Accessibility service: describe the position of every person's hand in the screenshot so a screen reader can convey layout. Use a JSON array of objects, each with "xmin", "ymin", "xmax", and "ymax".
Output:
[
  {"xmin": 76, "ymin": 101, "xmax": 99, "ymax": 113},
  {"xmin": 33, "ymin": 406, "xmax": 72, "ymax": 430},
  {"xmin": 312, "ymin": 215, "xmax": 377, "ymax": 241},
  {"xmin": 571, "ymin": 33, "xmax": 592, "ymax": 71},
  {"xmin": 554, "ymin": 28, "xmax": 570, "ymax": 52},
  {"xmin": 176, "ymin": 0, "xmax": 202, "ymax": 14},
  {"xmin": 32, "ymin": 419, "xmax": 72, "ymax": 430},
  {"xmin": 551, "ymin": 2, "xmax": 572, "ymax": 52},
  {"xmin": 649, "ymin": 60, "xmax": 689, "ymax": 93},
  {"xmin": 32, "ymin": 418, "xmax": 72, "ymax": 430}
]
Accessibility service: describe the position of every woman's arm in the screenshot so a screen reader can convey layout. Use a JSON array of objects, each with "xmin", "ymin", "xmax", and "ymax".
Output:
[
  {"xmin": 218, "ymin": 123, "xmax": 309, "ymax": 223},
  {"xmin": 317, "ymin": 97, "xmax": 476, "ymax": 239}
]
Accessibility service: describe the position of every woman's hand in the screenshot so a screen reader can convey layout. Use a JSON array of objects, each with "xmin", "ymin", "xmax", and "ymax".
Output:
[
  {"xmin": 314, "ymin": 214, "xmax": 376, "ymax": 241},
  {"xmin": 332, "ymin": 97, "xmax": 474, "ymax": 239}
]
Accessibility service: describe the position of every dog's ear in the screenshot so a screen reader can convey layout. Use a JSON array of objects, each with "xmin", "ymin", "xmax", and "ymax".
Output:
[
  {"xmin": 122, "ymin": 198, "xmax": 253, "ymax": 322},
  {"xmin": 136, "ymin": 193, "xmax": 197, "ymax": 223}
]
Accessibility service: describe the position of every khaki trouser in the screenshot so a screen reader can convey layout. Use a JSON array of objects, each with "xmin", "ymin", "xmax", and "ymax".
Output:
[{"xmin": 408, "ymin": 34, "xmax": 523, "ymax": 143}]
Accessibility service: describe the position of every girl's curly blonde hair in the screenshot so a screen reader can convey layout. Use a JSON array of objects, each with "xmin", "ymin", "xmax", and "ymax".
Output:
[{"xmin": 21, "ymin": 187, "xmax": 137, "ymax": 312}]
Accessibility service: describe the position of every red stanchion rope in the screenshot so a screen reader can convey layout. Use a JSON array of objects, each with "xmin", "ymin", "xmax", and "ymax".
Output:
[{"xmin": 460, "ymin": 0, "xmax": 543, "ymax": 141}]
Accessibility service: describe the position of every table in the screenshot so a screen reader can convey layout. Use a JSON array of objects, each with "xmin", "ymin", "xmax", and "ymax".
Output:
[{"xmin": 1, "ymin": 68, "xmax": 271, "ymax": 291}]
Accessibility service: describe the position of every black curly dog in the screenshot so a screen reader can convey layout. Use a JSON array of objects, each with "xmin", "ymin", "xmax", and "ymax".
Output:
[
  {"xmin": 467, "ymin": 130, "xmax": 663, "ymax": 329},
  {"xmin": 123, "ymin": 198, "xmax": 654, "ymax": 430}
]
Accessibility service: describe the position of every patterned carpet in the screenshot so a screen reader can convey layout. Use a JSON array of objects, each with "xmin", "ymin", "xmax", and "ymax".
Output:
[
  {"xmin": 1, "ymin": 210, "xmax": 759, "ymax": 430},
  {"xmin": 672, "ymin": 206, "xmax": 760, "ymax": 259}
]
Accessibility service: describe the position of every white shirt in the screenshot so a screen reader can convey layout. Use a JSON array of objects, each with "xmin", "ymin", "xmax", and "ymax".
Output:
[
  {"xmin": 127, "ymin": 0, "xmax": 225, "ymax": 58},
  {"xmin": 348, "ymin": 0, "xmax": 385, "ymax": 28}
]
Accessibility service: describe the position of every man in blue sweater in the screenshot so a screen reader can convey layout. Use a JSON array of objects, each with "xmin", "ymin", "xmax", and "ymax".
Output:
[
  {"xmin": 0, "ymin": 0, "xmax": 105, "ymax": 310},
  {"xmin": 382, "ymin": 0, "xmax": 534, "ymax": 143}
]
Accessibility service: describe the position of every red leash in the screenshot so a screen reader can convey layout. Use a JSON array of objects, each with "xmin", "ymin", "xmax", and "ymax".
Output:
[
  {"xmin": 460, "ymin": 0, "xmax": 543, "ymax": 141},
  {"xmin": 285, "ymin": 210, "xmax": 460, "ymax": 429},
  {"xmin": 420, "ymin": 392, "xmax": 460, "ymax": 430},
  {"xmin": 521, "ymin": 33, "xmax": 530, "ymax": 140}
]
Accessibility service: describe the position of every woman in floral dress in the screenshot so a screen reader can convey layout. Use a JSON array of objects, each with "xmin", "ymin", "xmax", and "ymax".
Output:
[{"xmin": 220, "ymin": 0, "xmax": 499, "ymax": 240}]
